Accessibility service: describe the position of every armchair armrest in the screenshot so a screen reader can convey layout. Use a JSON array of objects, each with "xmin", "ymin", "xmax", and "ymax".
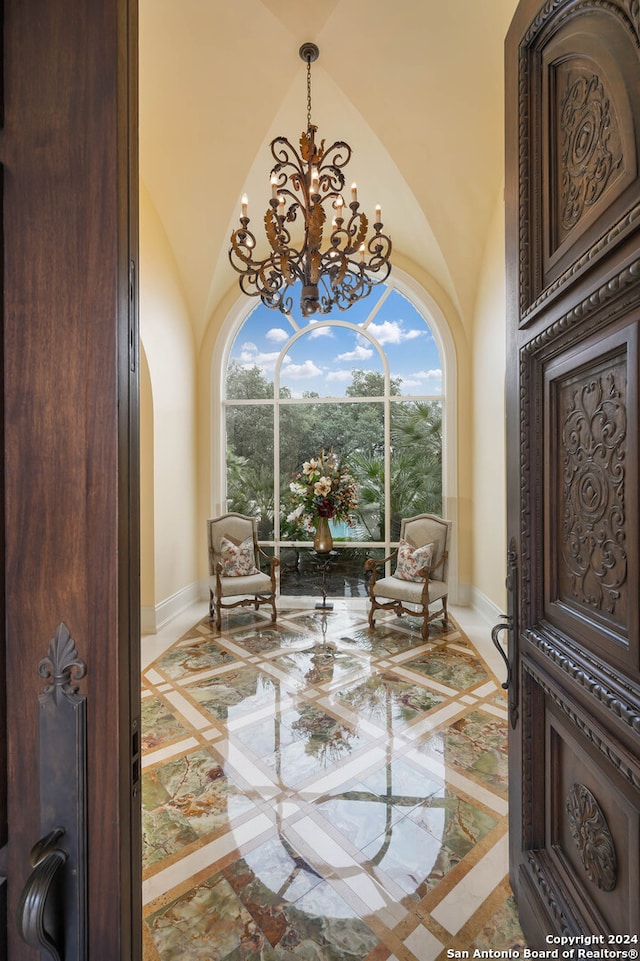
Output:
[
  {"xmin": 364, "ymin": 550, "xmax": 398, "ymax": 572},
  {"xmin": 364, "ymin": 549, "xmax": 398, "ymax": 592},
  {"xmin": 215, "ymin": 560, "xmax": 224, "ymax": 594},
  {"xmin": 428, "ymin": 550, "xmax": 448, "ymax": 576},
  {"xmin": 269, "ymin": 555, "xmax": 279, "ymax": 587},
  {"xmin": 257, "ymin": 547, "xmax": 279, "ymax": 588},
  {"xmin": 257, "ymin": 545, "xmax": 279, "ymax": 565}
]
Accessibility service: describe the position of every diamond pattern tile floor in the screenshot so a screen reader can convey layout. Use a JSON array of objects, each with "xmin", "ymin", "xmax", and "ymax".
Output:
[{"xmin": 141, "ymin": 603, "xmax": 526, "ymax": 960}]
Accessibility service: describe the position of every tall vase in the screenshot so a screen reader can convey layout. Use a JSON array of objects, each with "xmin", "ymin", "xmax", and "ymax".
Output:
[{"xmin": 313, "ymin": 515, "xmax": 333, "ymax": 554}]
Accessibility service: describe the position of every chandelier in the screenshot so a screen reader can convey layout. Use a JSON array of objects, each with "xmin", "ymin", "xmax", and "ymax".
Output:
[{"xmin": 229, "ymin": 42, "xmax": 392, "ymax": 317}]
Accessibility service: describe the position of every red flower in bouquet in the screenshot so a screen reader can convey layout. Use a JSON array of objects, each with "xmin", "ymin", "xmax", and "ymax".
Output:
[{"xmin": 317, "ymin": 498, "xmax": 334, "ymax": 518}]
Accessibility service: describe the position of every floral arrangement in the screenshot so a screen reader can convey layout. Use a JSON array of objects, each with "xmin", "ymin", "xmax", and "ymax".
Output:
[{"xmin": 287, "ymin": 449, "xmax": 359, "ymax": 534}]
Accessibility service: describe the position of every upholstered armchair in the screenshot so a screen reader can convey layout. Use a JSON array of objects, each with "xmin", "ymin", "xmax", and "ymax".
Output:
[
  {"xmin": 207, "ymin": 513, "xmax": 279, "ymax": 629},
  {"xmin": 364, "ymin": 513, "xmax": 451, "ymax": 642}
]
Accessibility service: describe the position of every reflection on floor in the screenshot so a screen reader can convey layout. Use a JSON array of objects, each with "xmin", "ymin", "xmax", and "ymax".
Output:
[{"xmin": 141, "ymin": 601, "xmax": 527, "ymax": 961}]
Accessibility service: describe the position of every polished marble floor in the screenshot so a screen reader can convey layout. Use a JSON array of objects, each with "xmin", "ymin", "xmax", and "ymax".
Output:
[{"xmin": 141, "ymin": 600, "xmax": 527, "ymax": 961}]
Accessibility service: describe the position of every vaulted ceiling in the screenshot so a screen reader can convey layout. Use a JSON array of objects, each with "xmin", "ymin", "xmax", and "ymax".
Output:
[{"xmin": 139, "ymin": 0, "xmax": 518, "ymax": 346}]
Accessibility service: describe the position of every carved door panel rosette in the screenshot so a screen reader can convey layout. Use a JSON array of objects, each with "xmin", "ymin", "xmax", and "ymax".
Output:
[
  {"xmin": 558, "ymin": 71, "xmax": 622, "ymax": 243},
  {"xmin": 566, "ymin": 782, "xmax": 617, "ymax": 891},
  {"xmin": 515, "ymin": 0, "xmax": 640, "ymax": 320},
  {"xmin": 559, "ymin": 364, "xmax": 628, "ymax": 625}
]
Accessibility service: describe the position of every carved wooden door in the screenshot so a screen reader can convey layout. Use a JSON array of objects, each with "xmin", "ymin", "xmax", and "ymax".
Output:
[
  {"xmin": 0, "ymin": 0, "xmax": 141, "ymax": 957},
  {"xmin": 505, "ymin": 0, "xmax": 640, "ymax": 944}
]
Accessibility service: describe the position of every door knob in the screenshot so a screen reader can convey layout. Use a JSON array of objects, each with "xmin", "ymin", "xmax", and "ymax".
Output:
[{"xmin": 16, "ymin": 827, "xmax": 67, "ymax": 961}]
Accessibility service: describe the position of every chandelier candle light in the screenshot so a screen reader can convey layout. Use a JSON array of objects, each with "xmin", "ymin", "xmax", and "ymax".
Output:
[{"xmin": 229, "ymin": 42, "xmax": 392, "ymax": 317}]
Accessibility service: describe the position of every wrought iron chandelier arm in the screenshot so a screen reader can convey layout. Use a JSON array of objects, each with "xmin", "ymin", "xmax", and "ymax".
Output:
[
  {"xmin": 330, "ymin": 208, "xmax": 369, "ymax": 255},
  {"xmin": 318, "ymin": 140, "xmax": 351, "ymax": 172},
  {"xmin": 269, "ymin": 137, "xmax": 320, "ymax": 248},
  {"xmin": 270, "ymin": 137, "xmax": 310, "ymax": 203},
  {"xmin": 326, "ymin": 268, "xmax": 369, "ymax": 311},
  {"xmin": 229, "ymin": 221, "xmax": 260, "ymax": 268},
  {"xmin": 366, "ymin": 225, "xmax": 393, "ymax": 274},
  {"xmin": 316, "ymin": 143, "xmax": 351, "ymax": 201},
  {"xmin": 270, "ymin": 135, "xmax": 305, "ymax": 170},
  {"xmin": 318, "ymin": 235, "xmax": 391, "ymax": 311},
  {"xmin": 229, "ymin": 227, "xmax": 282, "ymax": 285},
  {"xmin": 236, "ymin": 254, "xmax": 295, "ymax": 313},
  {"xmin": 316, "ymin": 158, "xmax": 349, "ymax": 201},
  {"xmin": 264, "ymin": 205, "xmax": 298, "ymax": 254}
]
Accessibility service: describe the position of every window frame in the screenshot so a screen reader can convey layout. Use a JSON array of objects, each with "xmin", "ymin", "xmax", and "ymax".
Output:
[{"xmin": 212, "ymin": 270, "xmax": 459, "ymax": 601}]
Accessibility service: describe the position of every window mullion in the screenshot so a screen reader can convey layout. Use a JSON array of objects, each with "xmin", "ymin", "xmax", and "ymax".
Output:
[{"xmin": 221, "ymin": 281, "xmax": 446, "ymax": 601}]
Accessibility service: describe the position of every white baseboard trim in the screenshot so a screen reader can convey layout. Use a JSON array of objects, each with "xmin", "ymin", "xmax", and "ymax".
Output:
[
  {"xmin": 469, "ymin": 586, "xmax": 505, "ymax": 627},
  {"xmin": 142, "ymin": 580, "xmax": 207, "ymax": 635},
  {"xmin": 141, "ymin": 580, "xmax": 502, "ymax": 636}
]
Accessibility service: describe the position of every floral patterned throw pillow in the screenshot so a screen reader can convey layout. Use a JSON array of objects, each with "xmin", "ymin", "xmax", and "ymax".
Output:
[
  {"xmin": 393, "ymin": 539, "xmax": 434, "ymax": 582},
  {"xmin": 220, "ymin": 536, "xmax": 259, "ymax": 576}
]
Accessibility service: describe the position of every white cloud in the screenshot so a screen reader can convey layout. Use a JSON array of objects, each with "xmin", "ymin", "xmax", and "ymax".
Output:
[
  {"xmin": 309, "ymin": 325, "xmax": 334, "ymax": 339},
  {"xmin": 368, "ymin": 319, "xmax": 424, "ymax": 344},
  {"xmin": 395, "ymin": 368, "xmax": 443, "ymax": 391},
  {"xmin": 326, "ymin": 369, "xmax": 353, "ymax": 382},
  {"xmin": 237, "ymin": 341, "xmax": 280, "ymax": 372},
  {"xmin": 281, "ymin": 359, "xmax": 323, "ymax": 379},
  {"xmin": 337, "ymin": 344, "xmax": 373, "ymax": 362},
  {"xmin": 266, "ymin": 327, "xmax": 289, "ymax": 343}
]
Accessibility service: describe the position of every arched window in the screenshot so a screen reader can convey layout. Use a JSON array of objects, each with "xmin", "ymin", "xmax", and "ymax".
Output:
[{"xmin": 220, "ymin": 281, "xmax": 448, "ymax": 598}]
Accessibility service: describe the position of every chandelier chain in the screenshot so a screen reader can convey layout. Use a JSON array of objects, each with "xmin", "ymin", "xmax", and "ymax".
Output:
[{"xmin": 306, "ymin": 55, "xmax": 312, "ymax": 130}]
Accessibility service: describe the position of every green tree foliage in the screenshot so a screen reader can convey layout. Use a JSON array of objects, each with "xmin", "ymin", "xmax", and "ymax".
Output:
[
  {"xmin": 392, "ymin": 400, "xmax": 442, "ymax": 467},
  {"xmin": 345, "ymin": 369, "xmax": 402, "ymax": 397},
  {"xmin": 223, "ymin": 364, "xmax": 442, "ymax": 541},
  {"xmin": 279, "ymin": 401, "xmax": 385, "ymax": 472},
  {"xmin": 226, "ymin": 361, "xmax": 273, "ymax": 399},
  {"xmin": 390, "ymin": 400, "xmax": 442, "ymax": 524}
]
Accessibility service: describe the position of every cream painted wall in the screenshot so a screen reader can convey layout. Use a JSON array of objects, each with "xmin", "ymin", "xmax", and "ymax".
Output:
[
  {"xmin": 140, "ymin": 348, "xmax": 155, "ymax": 610},
  {"xmin": 389, "ymin": 256, "xmax": 473, "ymax": 604},
  {"xmin": 140, "ymin": 185, "xmax": 199, "ymax": 628},
  {"xmin": 196, "ymin": 282, "xmax": 240, "ymax": 591},
  {"xmin": 471, "ymin": 191, "xmax": 508, "ymax": 617}
]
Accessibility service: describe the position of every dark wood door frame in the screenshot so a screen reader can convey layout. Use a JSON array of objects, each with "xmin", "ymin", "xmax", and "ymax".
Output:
[
  {"xmin": 1, "ymin": 1, "xmax": 141, "ymax": 957},
  {"xmin": 506, "ymin": 0, "xmax": 640, "ymax": 943}
]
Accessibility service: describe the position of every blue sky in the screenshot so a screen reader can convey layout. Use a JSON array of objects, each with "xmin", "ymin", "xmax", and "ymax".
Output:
[{"xmin": 229, "ymin": 286, "xmax": 443, "ymax": 398}]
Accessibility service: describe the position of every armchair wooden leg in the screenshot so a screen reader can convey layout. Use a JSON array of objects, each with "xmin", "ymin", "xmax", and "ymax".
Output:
[
  {"xmin": 209, "ymin": 588, "xmax": 214, "ymax": 620},
  {"xmin": 442, "ymin": 596, "xmax": 449, "ymax": 629},
  {"xmin": 368, "ymin": 602, "xmax": 376, "ymax": 630},
  {"xmin": 216, "ymin": 599, "xmax": 222, "ymax": 631},
  {"xmin": 421, "ymin": 617, "xmax": 429, "ymax": 643},
  {"xmin": 270, "ymin": 597, "xmax": 277, "ymax": 623}
]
